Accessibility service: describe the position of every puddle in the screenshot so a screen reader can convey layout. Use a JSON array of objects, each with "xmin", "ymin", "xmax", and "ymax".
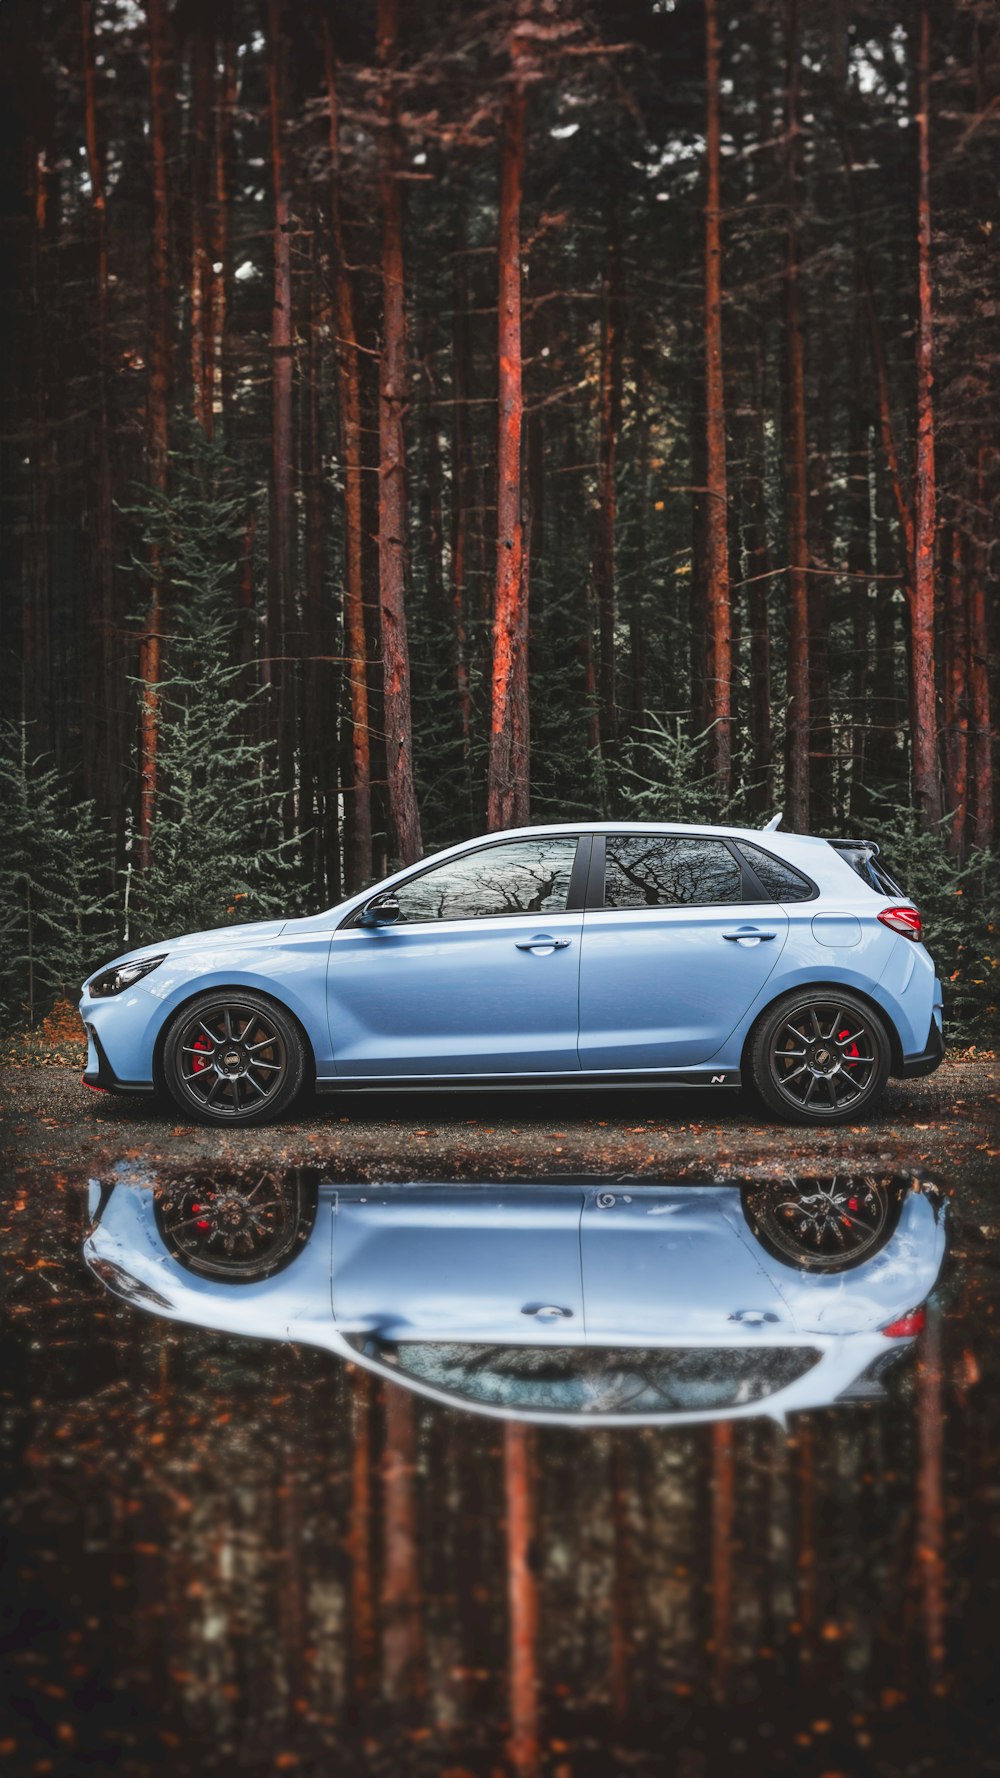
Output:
[{"xmin": 1, "ymin": 1163, "xmax": 996, "ymax": 1775}]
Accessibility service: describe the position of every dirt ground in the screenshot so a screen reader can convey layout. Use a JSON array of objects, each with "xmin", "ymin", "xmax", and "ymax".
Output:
[{"xmin": 2, "ymin": 1057, "xmax": 998, "ymax": 1191}]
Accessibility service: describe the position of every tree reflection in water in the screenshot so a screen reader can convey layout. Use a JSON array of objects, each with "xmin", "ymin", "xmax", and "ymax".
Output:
[{"xmin": 0, "ymin": 1170, "xmax": 994, "ymax": 1777}]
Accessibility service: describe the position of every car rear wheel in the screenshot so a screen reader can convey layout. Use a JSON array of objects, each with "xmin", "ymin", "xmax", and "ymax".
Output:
[
  {"xmin": 749, "ymin": 989, "xmax": 890, "ymax": 1125},
  {"xmin": 162, "ymin": 991, "xmax": 307, "ymax": 1126}
]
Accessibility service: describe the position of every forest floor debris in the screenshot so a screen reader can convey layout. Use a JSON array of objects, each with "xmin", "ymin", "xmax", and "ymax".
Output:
[{"xmin": 2, "ymin": 1058, "xmax": 997, "ymax": 1192}]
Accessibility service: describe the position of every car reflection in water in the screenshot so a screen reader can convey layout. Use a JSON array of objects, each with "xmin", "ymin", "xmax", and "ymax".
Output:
[{"xmin": 84, "ymin": 1170, "xmax": 946, "ymax": 1428}]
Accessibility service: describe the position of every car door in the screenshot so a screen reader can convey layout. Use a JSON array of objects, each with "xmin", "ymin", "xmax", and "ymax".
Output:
[
  {"xmin": 578, "ymin": 834, "xmax": 788, "ymax": 1070},
  {"xmin": 331, "ymin": 1185, "xmax": 585, "ymax": 1343},
  {"xmin": 327, "ymin": 834, "xmax": 587, "ymax": 1076},
  {"xmin": 579, "ymin": 1186, "xmax": 793, "ymax": 1341}
]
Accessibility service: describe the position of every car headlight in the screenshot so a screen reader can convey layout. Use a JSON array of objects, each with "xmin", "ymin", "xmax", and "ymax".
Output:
[{"xmin": 89, "ymin": 954, "xmax": 167, "ymax": 997}]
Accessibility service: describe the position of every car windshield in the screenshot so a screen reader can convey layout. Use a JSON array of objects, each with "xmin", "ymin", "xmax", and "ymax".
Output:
[{"xmin": 357, "ymin": 1342, "xmax": 819, "ymax": 1414}]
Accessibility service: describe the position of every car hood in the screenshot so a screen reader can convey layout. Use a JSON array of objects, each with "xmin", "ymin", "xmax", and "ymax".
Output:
[{"xmin": 89, "ymin": 919, "xmax": 289, "ymax": 976}]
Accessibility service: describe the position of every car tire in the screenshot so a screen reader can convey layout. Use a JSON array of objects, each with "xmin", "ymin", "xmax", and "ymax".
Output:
[
  {"xmin": 161, "ymin": 990, "xmax": 308, "ymax": 1127},
  {"xmin": 748, "ymin": 988, "xmax": 891, "ymax": 1126}
]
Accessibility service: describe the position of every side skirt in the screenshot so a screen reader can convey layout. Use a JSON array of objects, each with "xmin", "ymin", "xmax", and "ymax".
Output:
[{"xmin": 315, "ymin": 1068, "xmax": 742, "ymax": 1095}]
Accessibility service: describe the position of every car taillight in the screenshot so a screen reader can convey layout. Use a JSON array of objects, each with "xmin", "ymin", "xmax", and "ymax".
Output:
[
  {"xmin": 881, "ymin": 1308, "xmax": 926, "ymax": 1339},
  {"xmin": 877, "ymin": 905, "xmax": 922, "ymax": 940}
]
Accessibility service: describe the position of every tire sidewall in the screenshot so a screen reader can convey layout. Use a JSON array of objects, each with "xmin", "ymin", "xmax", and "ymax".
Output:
[
  {"xmin": 750, "ymin": 990, "xmax": 890, "ymax": 1125},
  {"xmin": 162, "ymin": 991, "xmax": 307, "ymax": 1126}
]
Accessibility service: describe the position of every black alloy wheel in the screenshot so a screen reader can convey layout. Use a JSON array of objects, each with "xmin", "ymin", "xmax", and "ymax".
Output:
[
  {"xmin": 750, "ymin": 989, "xmax": 890, "ymax": 1124},
  {"xmin": 742, "ymin": 1175, "xmax": 895, "ymax": 1272},
  {"xmin": 155, "ymin": 1170, "xmax": 317, "ymax": 1280},
  {"xmin": 162, "ymin": 991, "xmax": 307, "ymax": 1125}
]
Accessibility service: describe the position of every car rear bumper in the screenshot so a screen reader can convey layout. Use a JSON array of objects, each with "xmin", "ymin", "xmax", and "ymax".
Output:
[{"xmin": 895, "ymin": 1016, "xmax": 944, "ymax": 1079}]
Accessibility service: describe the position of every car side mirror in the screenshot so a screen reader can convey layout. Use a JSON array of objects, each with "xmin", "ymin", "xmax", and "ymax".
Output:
[{"xmin": 359, "ymin": 893, "xmax": 401, "ymax": 928}]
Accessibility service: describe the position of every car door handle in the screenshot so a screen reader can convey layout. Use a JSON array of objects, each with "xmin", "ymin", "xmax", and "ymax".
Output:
[
  {"xmin": 722, "ymin": 928, "xmax": 777, "ymax": 942},
  {"xmin": 521, "ymin": 1303, "xmax": 574, "ymax": 1319},
  {"xmin": 515, "ymin": 935, "xmax": 571, "ymax": 952}
]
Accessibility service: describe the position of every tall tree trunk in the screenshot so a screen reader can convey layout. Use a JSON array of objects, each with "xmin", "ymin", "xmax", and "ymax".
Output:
[
  {"xmin": 783, "ymin": 0, "xmax": 810, "ymax": 833},
  {"xmin": 209, "ymin": 32, "xmax": 236, "ymax": 425},
  {"xmin": 504, "ymin": 1423, "xmax": 539, "ymax": 1778},
  {"xmin": 847, "ymin": 350, "xmax": 872, "ymax": 824},
  {"xmin": 595, "ymin": 205, "xmax": 621, "ymax": 756},
  {"xmin": 348, "ymin": 1370, "xmax": 375, "ymax": 1709},
  {"xmin": 450, "ymin": 203, "xmax": 475, "ymax": 817},
  {"xmin": 266, "ymin": 0, "xmax": 296, "ymax": 840},
  {"xmin": 189, "ymin": 13, "xmax": 213, "ymax": 433},
  {"xmin": 377, "ymin": 0, "xmax": 422, "ymax": 866},
  {"xmin": 746, "ymin": 344, "xmax": 773, "ymax": 815},
  {"xmin": 942, "ymin": 523, "xmax": 968, "ymax": 854},
  {"xmin": 915, "ymin": 1300, "xmax": 945, "ymax": 1675},
  {"xmin": 138, "ymin": 0, "xmax": 171, "ymax": 873},
  {"xmin": 325, "ymin": 23, "xmax": 372, "ymax": 889},
  {"xmin": 487, "ymin": 52, "xmax": 529, "ymax": 832},
  {"xmin": 609, "ymin": 1441, "xmax": 630, "ymax": 1722},
  {"xmin": 81, "ymin": 0, "xmax": 121, "ymax": 832},
  {"xmin": 968, "ymin": 448, "xmax": 994, "ymax": 847},
  {"xmin": 381, "ymin": 1384, "xmax": 424, "ymax": 1707},
  {"xmin": 710, "ymin": 1421, "xmax": 734, "ymax": 1700},
  {"xmin": 703, "ymin": 0, "xmax": 732, "ymax": 796},
  {"xmin": 911, "ymin": 1, "xmax": 942, "ymax": 828}
]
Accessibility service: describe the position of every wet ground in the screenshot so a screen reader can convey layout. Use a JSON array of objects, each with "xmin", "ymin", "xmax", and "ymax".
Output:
[
  {"xmin": 3, "ymin": 1058, "xmax": 999, "ymax": 1186},
  {"xmin": 2, "ymin": 1061, "xmax": 999, "ymax": 1775}
]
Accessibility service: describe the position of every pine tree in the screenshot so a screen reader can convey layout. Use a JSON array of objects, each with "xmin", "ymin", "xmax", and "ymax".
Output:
[
  {"xmin": 0, "ymin": 722, "xmax": 115, "ymax": 1021},
  {"xmin": 129, "ymin": 427, "xmax": 302, "ymax": 944}
]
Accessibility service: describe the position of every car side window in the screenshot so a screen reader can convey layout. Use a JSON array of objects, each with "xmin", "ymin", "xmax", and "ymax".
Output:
[
  {"xmin": 735, "ymin": 840, "xmax": 815, "ymax": 902},
  {"xmin": 390, "ymin": 836, "xmax": 579, "ymax": 924},
  {"xmin": 603, "ymin": 836, "xmax": 744, "ymax": 908}
]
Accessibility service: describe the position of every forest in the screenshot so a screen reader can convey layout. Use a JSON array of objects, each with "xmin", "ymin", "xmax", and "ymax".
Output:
[{"xmin": 0, "ymin": 0, "xmax": 997, "ymax": 1036}]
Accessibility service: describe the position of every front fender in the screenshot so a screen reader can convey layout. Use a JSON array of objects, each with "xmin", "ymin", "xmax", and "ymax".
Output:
[{"xmin": 81, "ymin": 931, "xmax": 335, "ymax": 1084}]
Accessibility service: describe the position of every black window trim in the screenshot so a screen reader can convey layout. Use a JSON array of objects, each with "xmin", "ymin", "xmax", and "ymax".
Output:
[{"xmin": 341, "ymin": 832, "xmax": 590, "ymax": 930}]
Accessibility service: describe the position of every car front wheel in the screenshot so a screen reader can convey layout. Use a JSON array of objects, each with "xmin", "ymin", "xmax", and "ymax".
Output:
[
  {"xmin": 749, "ymin": 989, "xmax": 891, "ymax": 1125},
  {"xmin": 161, "ymin": 991, "xmax": 307, "ymax": 1126}
]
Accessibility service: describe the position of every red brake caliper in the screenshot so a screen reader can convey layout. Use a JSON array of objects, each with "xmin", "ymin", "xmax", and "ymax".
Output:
[
  {"xmin": 191, "ymin": 1035, "xmax": 212, "ymax": 1074},
  {"xmin": 190, "ymin": 1194, "xmax": 214, "ymax": 1233},
  {"xmin": 838, "ymin": 1027, "xmax": 860, "ymax": 1069}
]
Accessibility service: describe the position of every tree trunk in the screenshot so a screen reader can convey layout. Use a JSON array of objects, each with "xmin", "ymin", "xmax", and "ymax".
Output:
[
  {"xmin": 711, "ymin": 1421, "xmax": 734, "ymax": 1699},
  {"xmin": 746, "ymin": 342, "xmax": 773, "ymax": 815},
  {"xmin": 450, "ymin": 204, "xmax": 474, "ymax": 816},
  {"xmin": 348, "ymin": 1369, "xmax": 375, "ymax": 1709},
  {"xmin": 595, "ymin": 206, "xmax": 622, "ymax": 756},
  {"xmin": 968, "ymin": 449, "xmax": 994, "ymax": 847},
  {"xmin": 189, "ymin": 13, "xmax": 213, "ymax": 434},
  {"xmin": 81, "ymin": 0, "xmax": 121, "ymax": 833},
  {"xmin": 911, "ymin": 1, "xmax": 942, "ymax": 828},
  {"xmin": 847, "ymin": 312, "xmax": 871, "ymax": 822},
  {"xmin": 915, "ymin": 1300, "xmax": 945, "ymax": 1675},
  {"xmin": 703, "ymin": 0, "xmax": 732, "ymax": 796},
  {"xmin": 376, "ymin": 0, "xmax": 422, "ymax": 866},
  {"xmin": 209, "ymin": 32, "xmax": 236, "ymax": 424},
  {"xmin": 504, "ymin": 1422, "xmax": 539, "ymax": 1778},
  {"xmin": 381, "ymin": 1383, "xmax": 424, "ymax": 1707},
  {"xmin": 783, "ymin": 0, "xmax": 810, "ymax": 833},
  {"xmin": 487, "ymin": 58, "xmax": 530, "ymax": 833},
  {"xmin": 942, "ymin": 523, "xmax": 968, "ymax": 854},
  {"xmin": 325, "ymin": 23, "xmax": 372, "ymax": 889},
  {"xmin": 266, "ymin": 0, "xmax": 296, "ymax": 840},
  {"xmin": 138, "ymin": 0, "xmax": 171, "ymax": 873}
]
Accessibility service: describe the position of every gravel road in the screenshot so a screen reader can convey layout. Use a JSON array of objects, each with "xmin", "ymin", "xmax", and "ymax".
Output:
[{"xmin": 3, "ymin": 1059, "xmax": 997, "ymax": 1190}]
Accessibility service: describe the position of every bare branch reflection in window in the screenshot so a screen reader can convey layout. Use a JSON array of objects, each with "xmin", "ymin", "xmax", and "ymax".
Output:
[
  {"xmin": 392, "ymin": 837, "xmax": 579, "ymax": 923},
  {"xmin": 604, "ymin": 836, "xmax": 743, "ymax": 908}
]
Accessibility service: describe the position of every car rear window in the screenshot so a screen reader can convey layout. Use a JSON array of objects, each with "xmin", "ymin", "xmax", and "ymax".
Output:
[
  {"xmin": 604, "ymin": 836, "xmax": 743, "ymax": 908},
  {"xmin": 830, "ymin": 844, "xmax": 905, "ymax": 897},
  {"xmin": 735, "ymin": 840, "xmax": 815, "ymax": 902}
]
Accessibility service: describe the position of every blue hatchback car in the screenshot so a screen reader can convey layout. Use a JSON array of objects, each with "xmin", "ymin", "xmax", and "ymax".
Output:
[{"xmin": 79, "ymin": 821, "xmax": 944, "ymax": 1126}]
